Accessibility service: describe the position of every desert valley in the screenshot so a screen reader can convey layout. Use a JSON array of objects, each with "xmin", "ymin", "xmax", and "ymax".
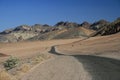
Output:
[{"xmin": 0, "ymin": 18, "xmax": 120, "ymax": 80}]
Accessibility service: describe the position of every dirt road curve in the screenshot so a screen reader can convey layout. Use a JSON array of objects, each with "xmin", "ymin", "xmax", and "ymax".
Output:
[
  {"xmin": 22, "ymin": 46, "xmax": 120, "ymax": 80},
  {"xmin": 22, "ymin": 56, "xmax": 92, "ymax": 80},
  {"xmin": 74, "ymin": 55, "xmax": 120, "ymax": 80}
]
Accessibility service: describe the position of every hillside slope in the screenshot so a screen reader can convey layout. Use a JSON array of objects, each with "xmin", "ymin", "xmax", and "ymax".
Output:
[
  {"xmin": 57, "ymin": 32, "xmax": 120, "ymax": 59},
  {"xmin": 0, "ymin": 18, "xmax": 120, "ymax": 42},
  {"xmin": 29, "ymin": 27, "xmax": 95, "ymax": 40}
]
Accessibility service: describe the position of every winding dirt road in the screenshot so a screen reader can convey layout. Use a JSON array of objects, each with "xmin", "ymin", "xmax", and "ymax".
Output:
[{"xmin": 21, "ymin": 46, "xmax": 120, "ymax": 80}]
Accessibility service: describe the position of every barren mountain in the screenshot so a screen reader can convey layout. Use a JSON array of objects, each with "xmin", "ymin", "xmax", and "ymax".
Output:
[
  {"xmin": 0, "ymin": 19, "xmax": 120, "ymax": 80},
  {"xmin": 90, "ymin": 19, "xmax": 109, "ymax": 30},
  {"xmin": 0, "ymin": 24, "xmax": 53, "ymax": 42},
  {"xmin": 29, "ymin": 27, "xmax": 95, "ymax": 40},
  {"xmin": 0, "ymin": 18, "xmax": 120, "ymax": 43}
]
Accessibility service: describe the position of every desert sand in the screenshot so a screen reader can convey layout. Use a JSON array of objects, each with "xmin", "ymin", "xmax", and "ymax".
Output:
[
  {"xmin": 57, "ymin": 33, "xmax": 120, "ymax": 59},
  {"xmin": 0, "ymin": 33, "xmax": 120, "ymax": 80},
  {"xmin": 0, "ymin": 38, "xmax": 80, "ymax": 61}
]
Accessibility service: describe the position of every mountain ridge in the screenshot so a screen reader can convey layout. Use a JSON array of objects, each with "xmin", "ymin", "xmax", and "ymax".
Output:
[{"xmin": 0, "ymin": 18, "xmax": 120, "ymax": 43}]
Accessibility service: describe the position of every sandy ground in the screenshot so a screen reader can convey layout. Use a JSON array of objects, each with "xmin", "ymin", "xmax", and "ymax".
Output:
[
  {"xmin": 74, "ymin": 55, "xmax": 120, "ymax": 80},
  {"xmin": 0, "ymin": 33, "xmax": 120, "ymax": 80},
  {"xmin": 22, "ymin": 56, "xmax": 92, "ymax": 80},
  {"xmin": 21, "ymin": 41, "xmax": 120, "ymax": 80},
  {"xmin": 0, "ymin": 38, "xmax": 81, "ymax": 62},
  {"xmin": 57, "ymin": 33, "xmax": 120, "ymax": 59},
  {"xmin": 22, "ymin": 55, "xmax": 120, "ymax": 80}
]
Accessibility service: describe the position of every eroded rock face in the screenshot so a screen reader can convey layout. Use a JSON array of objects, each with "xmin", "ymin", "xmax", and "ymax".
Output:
[
  {"xmin": 0, "ymin": 35, "xmax": 9, "ymax": 43},
  {"xmin": 80, "ymin": 21, "xmax": 91, "ymax": 28},
  {"xmin": 0, "ymin": 29, "xmax": 13, "ymax": 34},
  {"xmin": 0, "ymin": 35, "xmax": 17, "ymax": 43},
  {"xmin": 0, "ymin": 18, "xmax": 120, "ymax": 43},
  {"xmin": 90, "ymin": 20, "xmax": 109, "ymax": 30},
  {"xmin": 14, "ymin": 25, "xmax": 31, "ymax": 31},
  {"xmin": 100, "ymin": 20, "xmax": 120, "ymax": 35},
  {"xmin": 55, "ymin": 21, "xmax": 80, "ymax": 28},
  {"xmin": 0, "ymin": 24, "xmax": 54, "ymax": 42}
]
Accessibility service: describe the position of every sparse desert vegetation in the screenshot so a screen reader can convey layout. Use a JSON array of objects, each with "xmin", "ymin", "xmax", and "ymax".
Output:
[
  {"xmin": 18, "ymin": 64, "xmax": 31, "ymax": 73},
  {"xmin": 0, "ymin": 0, "xmax": 120, "ymax": 79},
  {"xmin": 0, "ymin": 53, "xmax": 52, "ymax": 80},
  {"xmin": 0, "ymin": 32, "xmax": 120, "ymax": 80},
  {"xmin": 0, "ymin": 18, "xmax": 120, "ymax": 80},
  {"xmin": 3, "ymin": 56, "xmax": 19, "ymax": 70}
]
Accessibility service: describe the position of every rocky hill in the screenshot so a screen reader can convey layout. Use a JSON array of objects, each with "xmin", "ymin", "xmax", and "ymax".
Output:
[
  {"xmin": 0, "ymin": 24, "xmax": 59, "ymax": 42},
  {"xmin": 89, "ymin": 18, "xmax": 120, "ymax": 36},
  {"xmin": 90, "ymin": 19, "xmax": 109, "ymax": 30},
  {"xmin": 100, "ymin": 18, "xmax": 120, "ymax": 35},
  {"xmin": 0, "ymin": 18, "xmax": 120, "ymax": 43},
  {"xmin": 54, "ymin": 21, "xmax": 80, "ymax": 28}
]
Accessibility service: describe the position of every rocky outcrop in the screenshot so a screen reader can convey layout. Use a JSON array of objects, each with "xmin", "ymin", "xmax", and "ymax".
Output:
[
  {"xmin": 0, "ymin": 18, "xmax": 120, "ymax": 42},
  {"xmin": 14, "ymin": 25, "xmax": 31, "ymax": 31},
  {"xmin": 90, "ymin": 20, "xmax": 109, "ymax": 30},
  {"xmin": 0, "ymin": 28, "xmax": 14, "ymax": 34},
  {"xmin": 0, "ymin": 34, "xmax": 17, "ymax": 43},
  {"xmin": 55, "ymin": 21, "xmax": 80, "ymax": 28},
  {"xmin": 80, "ymin": 21, "xmax": 91, "ymax": 28},
  {"xmin": 100, "ymin": 19, "xmax": 120, "ymax": 35},
  {"xmin": 0, "ymin": 24, "xmax": 60, "ymax": 42}
]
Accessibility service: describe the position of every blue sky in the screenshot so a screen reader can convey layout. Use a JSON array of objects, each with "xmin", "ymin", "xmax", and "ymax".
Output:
[{"xmin": 0, "ymin": 0, "xmax": 120, "ymax": 31}]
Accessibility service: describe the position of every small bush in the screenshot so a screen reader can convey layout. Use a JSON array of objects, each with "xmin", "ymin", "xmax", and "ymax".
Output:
[
  {"xmin": 18, "ymin": 64, "xmax": 31, "ymax": 73},
  {"xmin": 32, "ymin": 54, "xmax": 51, "ymax": 64},
  {"xmin": 3, "ymin": 56, "xmax": 19, "ymax": 70}
]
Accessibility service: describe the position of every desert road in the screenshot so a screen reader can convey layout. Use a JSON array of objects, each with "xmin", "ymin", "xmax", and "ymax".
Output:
[{"xmin": 22, "ymin": 46, "xmax": 120, "ymax": 80}]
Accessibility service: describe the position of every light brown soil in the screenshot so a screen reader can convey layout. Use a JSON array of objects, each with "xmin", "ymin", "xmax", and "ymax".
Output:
[
  {"xmin": 57, "ymin": 33, "xmax": 120, "ymax": 59},
  {"xmin": 0, "ymin": 33, "xmax": 120, "ymax": 80},
  {"xmin": 0, "ymin": 38, "xmax": 81, "ymax": 62},
  {"xmin": 22, "ymin": 56, "xmax": 92, "ymax": 80},
  {"xmin": 21, "ymin": 33, "xmax": 120, "ymax": 80}
]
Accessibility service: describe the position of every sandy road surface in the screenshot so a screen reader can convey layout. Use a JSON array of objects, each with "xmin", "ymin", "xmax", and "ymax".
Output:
[
  {"xmin": 22, "ymin": 56, "xmax": 91, "ymax": 80},
  {"xmin": 21, "ymin": 46, "xmax": 120, "ymax": 80},
  {"xmin": 74, "ymin": 55, "xmax": 120, "ymax": 80}
]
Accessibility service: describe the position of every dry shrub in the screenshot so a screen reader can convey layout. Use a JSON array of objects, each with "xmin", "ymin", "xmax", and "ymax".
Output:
[
  {"xmin": 13, "ymin": 64, "xmax": 31, "ymax": 80},
  {"xmin": 32, "ymin": 54, "xmax": 51, "ymax": 64},
  {"xmin": 34, "ymin": 56, "xmax": 44, "ymax": 63},
  {"xmin": 0, "ymin": 70, "xmax": 17, "ymax": 80},
  {"xmin": 18, "ymin": 64, "xmax": 31, "ymax": 73},
  {"xmin": 3, "ymin": 56, "xmax": 19, "ymax": 70}
]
